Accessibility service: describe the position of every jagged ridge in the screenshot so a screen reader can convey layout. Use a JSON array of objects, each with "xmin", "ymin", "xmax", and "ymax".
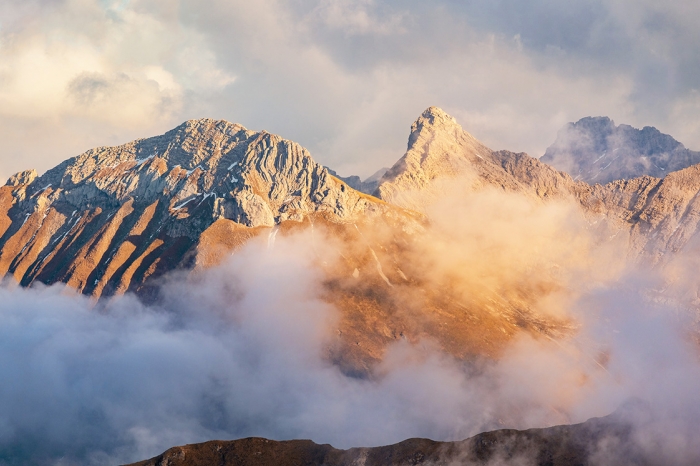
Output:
[
  {"xmin": 4, "ymin": 107, "xmax": 700, "ymax": 372},
  {"xmin": 375, "ymin": 107, "xmax": 700, "ymax": 263},
  {"xmin": 0, "ymin": 119, "xmax": 384, "ymax": 297}
]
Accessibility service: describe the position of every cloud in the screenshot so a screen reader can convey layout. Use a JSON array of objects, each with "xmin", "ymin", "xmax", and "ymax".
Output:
[
  {"xmin": 0, "ymin": 0, "xmax": 233, "ymax": 180},
  {"xmin": 0, "ymin": 2, "xmax": 699, "ymax": 463},
  {"xmin": 0, "ymin": 184, "xmax": 699, "ymax": 464},
  {"xmin": 308, "ymin": 0, "xmax": 407, "ymax": 36},
  {"xmin": 2, "ymin": 0, "xmax": 699, "ymax": 183}
]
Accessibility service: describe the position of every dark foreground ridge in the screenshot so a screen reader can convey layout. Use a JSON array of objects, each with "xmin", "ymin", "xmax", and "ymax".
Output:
[{"xmin": 127, "ymin": 403, "xmax": 667, "ymax": 466}]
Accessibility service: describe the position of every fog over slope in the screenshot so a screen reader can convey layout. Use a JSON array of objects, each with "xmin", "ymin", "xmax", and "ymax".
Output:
[
  {"xmin": 1, "ymin": 109, "xmax": 700, "ymax": 465},
  {"xmin": 1, "ymin": 189, "xmax": 700, "ymax": 465}
]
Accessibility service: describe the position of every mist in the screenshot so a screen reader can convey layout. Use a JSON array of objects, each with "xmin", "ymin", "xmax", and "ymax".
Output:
[{"xmin": 1, "ymin": 186, "xmax": 700, "ymax": 465}]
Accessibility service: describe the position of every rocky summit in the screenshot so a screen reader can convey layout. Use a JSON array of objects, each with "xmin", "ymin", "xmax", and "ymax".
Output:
[
  {"xmin": 374, "ymin": 107, "xmax": 700, "ymax": 264},
  {"xmin": 541, "ymin": 116, "xmax": 700, "ymax": 184},
  {"xmin": 0, "ymin": 119, "xmax": 384, "ymax": 298}
]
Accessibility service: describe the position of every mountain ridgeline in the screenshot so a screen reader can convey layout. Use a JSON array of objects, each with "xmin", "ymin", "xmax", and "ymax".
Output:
[
  {"xmin": 3, "ymin": 108, "xmax": 700, "ymax": 372},
  {"xmin": 0, "ymin": 120, "xmax": 384, "ymax": 298}
]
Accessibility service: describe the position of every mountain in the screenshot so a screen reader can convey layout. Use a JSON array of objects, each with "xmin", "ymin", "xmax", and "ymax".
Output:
[
  {"xmin": 0, "ymin": 119, "xmax": 385, "ymax": 298},
  {"xmin": 375, "ymin": 107, "xmax": 700, "ymax": 264},
  {"xmin": 0, "ymin": 114, "xmax": 570, "ymax": 376},
  {"xmin": 127, "ymin": 403, "xmax": 668, "ymax": 466},
  {"xmin": 4, "ymin": 108, "xmax": 700, "ymax": 466},
  {"xmin": 3, "ymin": 107, "xmax": 700, "ymax": 374},
  {"xmin": 540, "ymin": 116, "xmax": 700, "ymax": 184}
]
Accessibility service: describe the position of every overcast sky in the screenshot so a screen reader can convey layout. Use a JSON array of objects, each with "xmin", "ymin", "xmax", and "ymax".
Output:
[{"xmin": 1, "ymin": 0, "xmax": 699, "ymax": 179}]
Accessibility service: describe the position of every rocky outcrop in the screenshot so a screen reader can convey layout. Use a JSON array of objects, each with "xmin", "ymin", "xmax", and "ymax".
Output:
[
  {"xmin": 375, "ymin": 107, "xmax": 523, "ymax": 210},
  {"xmin": 541, "ymin": 116, "xmax": 700, "ymax": 184},
  {"xmin": 0, "ymin": 119, "xmax": 385, "ymax": 298}
]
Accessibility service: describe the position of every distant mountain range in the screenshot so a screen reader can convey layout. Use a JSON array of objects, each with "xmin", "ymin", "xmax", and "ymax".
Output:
[
  {"xmin": 325, "ymin": 166, "xmax": 388, "ymax": 195},
  {"xmin": 541, "ymin": 116, "xmax": 700, "ymax": 184}
]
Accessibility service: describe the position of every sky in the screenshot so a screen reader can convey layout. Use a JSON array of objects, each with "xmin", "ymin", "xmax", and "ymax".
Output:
[{"xmin": 1, "ymin": 0, "xmax": 699, "ymax": 179}]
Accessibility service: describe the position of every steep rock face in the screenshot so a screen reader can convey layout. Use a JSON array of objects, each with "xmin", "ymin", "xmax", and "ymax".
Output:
[
  {"xmin": 0, "ymin": 119, "xmax": 383, "ymax": 297},
  {"xmin": 541, "ymin": 116, "xmax": 700, "ymax": 184},
  {"xmin": 376, "ymin": 107, "xmax": 529, "ymax": 210}
]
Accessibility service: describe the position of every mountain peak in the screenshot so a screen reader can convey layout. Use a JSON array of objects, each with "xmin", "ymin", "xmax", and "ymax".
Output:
[
  {"xmin": 541, "ymin": 116, "xmax": 698, "ymax": 183},
  {"xmin": 376, "ymin": 107, "xmax": 514, "ymax": 209},
  {"xmin": 0, "ymin": 119, "xmax": 385, "ymax": 297},
  {"xmin": 409, "ymin": 107, "xmax": 460, "ymax": 143},
  {"xmin": 416, "ymin": 106, "xmax": 458, "ymax": 125}
]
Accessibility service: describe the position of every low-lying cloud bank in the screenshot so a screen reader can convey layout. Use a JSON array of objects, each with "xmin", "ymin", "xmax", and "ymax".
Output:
[{"xmin": 1, "ymin": 187, "xmax": 700, "ymax": 465}]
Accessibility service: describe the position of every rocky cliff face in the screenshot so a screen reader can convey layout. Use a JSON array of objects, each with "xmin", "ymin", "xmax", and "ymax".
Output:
[
  {"xmin": 0, "ymin": 119, "xmax": 384, "ymax": 298},
  {"xmin": 540, "ymin": 116, "xmax": 700, "ymax": 184},
  {"xmin": 375, "ymin": 107, "xmax": 600, "ymax": 211},
  {"xmin": 375, "ymin": 107, "xmax": 524, "ymax": 209}
]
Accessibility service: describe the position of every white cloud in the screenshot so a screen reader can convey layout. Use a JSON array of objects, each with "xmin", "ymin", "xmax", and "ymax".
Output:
[
  {"xmin": 0, "ymin": 225, "xmax": 698, "ymax": 464},
  {"xmin": 0, "ymin": 0, "xmax": 232, "ymax": 180},
  {"xmin": 308, "ymin": 0, "xmax": 407, "ymax": 36},
  {"xmin": 0, "ymin": 0, "xmax": 698, "ymax": 178}
]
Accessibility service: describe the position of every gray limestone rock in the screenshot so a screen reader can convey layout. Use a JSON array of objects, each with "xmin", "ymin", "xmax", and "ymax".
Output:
[
  {"xmin": 0, "ymin": 119, "xmax": 389, "ymax": 297},
  {"xmin": 19, "ymin": 119, "xmax": 381, "ymax": 230},
  {"xmin": 5, "ymin": 169, "xmax": 38, "ymax": 187}
]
